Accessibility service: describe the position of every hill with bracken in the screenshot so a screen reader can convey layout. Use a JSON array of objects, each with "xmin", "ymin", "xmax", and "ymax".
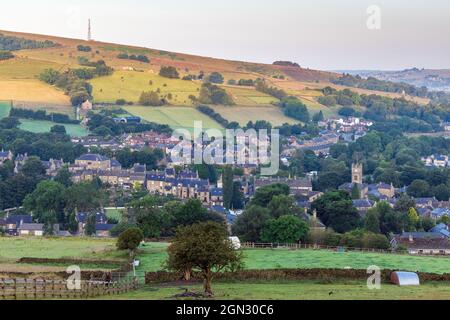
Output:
[{"xmin": 0, "ymin": 30, "xmax": 430, "ymax": 127}]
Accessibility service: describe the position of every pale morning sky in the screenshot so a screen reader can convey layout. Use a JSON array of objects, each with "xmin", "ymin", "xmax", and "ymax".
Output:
[{"xmin": 1, "ymin": 0, "xmax": 449, "ymax": 70}]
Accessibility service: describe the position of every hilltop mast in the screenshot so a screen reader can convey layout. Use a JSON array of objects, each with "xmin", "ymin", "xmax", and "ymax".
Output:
[{"xmin": 88, "ymin": 19, "xmax": 92, "ymax": 41}]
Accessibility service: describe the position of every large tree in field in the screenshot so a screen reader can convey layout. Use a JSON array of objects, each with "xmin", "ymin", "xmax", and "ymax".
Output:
[{"xmin": 167, "ymin": 222, "xmax": 242, "ymax": 296}]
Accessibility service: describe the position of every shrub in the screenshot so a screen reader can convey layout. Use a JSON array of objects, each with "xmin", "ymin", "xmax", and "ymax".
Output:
[
  {"xmin": 77, "ymin": 45, "xmax": 92, "ymax": 52},
  {"xmin": 139, "ymin": 91, "xmax": 164, "ymax": 106},
  {"xmin": 159, "ymin": 66, "xmax": 179, "ymax": 79},
  {"xmin": 117, "ymin": 227, "xmax": 144, "ymax": 251},
  {"xmin": 207, "ymin": 72, "xmax": 224, "ymax": 84}
]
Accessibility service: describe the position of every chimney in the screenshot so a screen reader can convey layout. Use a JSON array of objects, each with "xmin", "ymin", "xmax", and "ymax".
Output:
[{"xmin": 409, "ymin": 234, "xmax": 414, "ymax": 242}]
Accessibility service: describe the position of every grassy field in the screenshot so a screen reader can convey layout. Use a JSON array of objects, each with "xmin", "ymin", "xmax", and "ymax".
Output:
[
  {"xmin": 221, "ymin": 85, "xmax": 278, "ymax": 106},
  {"xmin": 0, "ymin": 237, "xmax": 122, "ymax": 262},
  {"xmin": 105, "ymin": 208, "xmax": 125, "ymax": 222},
  {"xmin": 100, "ymin": 280, "xmax": 450, "ymax": 300},
  {"xmin": 125, "ymin": 106, "xmax": 223, "ymax": 132},
  {"xmin": 0, "ymin": 80, "xmax": 70, "ymax": 106},
  {"xmin": 210, "ymin": 105, "xmax": 299, "ymax": 126},
  {"xmin": 0, "ymin": 57, "xmax": 64, "ymax": 80},
  {"xmin": 90, "ymin": 71, "xmax": 201, "ymax": 105},
  {"xmin": 135, "ymin": 244, "xmax": 450, "ymax": 275},
  {"xmin": 19, "ymin": 119, "xmax": 89, "ymax": 136},
  {"xmin": 0, "ymin": 100, "xmax": 12, "ymax": 118}
]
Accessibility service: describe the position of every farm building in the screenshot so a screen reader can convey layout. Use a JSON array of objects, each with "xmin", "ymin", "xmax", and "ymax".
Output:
[
  {"xmin": 391, "ymin": 232, "xmax": 450, "ymax": 255},
  {"xmin": 2, "ymin": 215, "xmax": 33, "ymax": 236},
  {"xmin": 95, "ymin": 224, "xmax": 116, "ymax": 237},
  {"xmin": 17, "ymin": 223, "xmax": 45, "ymax": 237},
  {"xmin": 113, "ymin": 116, "xmax": 141, "ymax": 124}
]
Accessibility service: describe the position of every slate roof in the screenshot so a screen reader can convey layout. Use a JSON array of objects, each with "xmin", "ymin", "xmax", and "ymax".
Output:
[
  {"xmin": 352, "ymin": 199, "xmax": 375, "ymax": 208},
  {"xmin": 18, "ymin": 223, "xmax": 44, "ymax": 231},
  {"xmin": 76, "ymin": 212, "xmax": 108, "ymax": 224},
  {"xmin": 431, "ymin": 208, "xmax": 450, "ymax": 217},
  {"xmin": 5, "ymin": 215, "xmax": 32, "ymax": 226},
  {"xmin": 210, "ymin": 188, "xmax": 223, "ymax": 197},
  {"xmin": 95, "ymin": 224, "xmax": 116, "ymax": 231},
  {"xmin": 76, "ymin": 154, "xmax": 109, "ymax": 162}
]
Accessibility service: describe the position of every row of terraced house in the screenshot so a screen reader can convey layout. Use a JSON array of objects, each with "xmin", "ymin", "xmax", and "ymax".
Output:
[{"xmin": 70, "ymin": 154, "xmax": 224, "ymax": 206}]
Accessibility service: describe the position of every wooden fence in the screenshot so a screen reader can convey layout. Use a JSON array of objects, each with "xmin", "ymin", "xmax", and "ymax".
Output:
[
  {"xmin": 0, "ymin": 277, "xmax": 139, "ymax": 300},
  {"xmin": 241, "ymin": 242, "xmax": 424, "ymax": 256}
]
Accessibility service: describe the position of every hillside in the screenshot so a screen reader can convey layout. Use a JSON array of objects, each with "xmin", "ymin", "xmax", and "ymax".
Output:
[
  {"xmin": 0, "ymin": 30, "xmax": 430, "ymax": 128},
  {"xmin": 339, "ymin": 68, "xmax": 450, "ymax": 93}
]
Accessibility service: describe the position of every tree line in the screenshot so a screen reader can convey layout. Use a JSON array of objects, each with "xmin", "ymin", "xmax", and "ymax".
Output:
[{"xmin": 9, "ymin": 108, "xmax": 79, "ymax": 124}]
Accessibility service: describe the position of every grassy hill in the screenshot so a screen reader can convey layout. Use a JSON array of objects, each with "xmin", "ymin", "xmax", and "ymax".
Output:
[{"xmin": 0, "ymin": 30, "xmax": 428, "ymax": 129}]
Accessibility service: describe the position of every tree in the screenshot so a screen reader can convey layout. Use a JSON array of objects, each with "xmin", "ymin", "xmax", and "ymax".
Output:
[
  {"xmin": 21, "ymin": 157, "xmax": 46, "ymax": 178},
  {"xmin": 65, "ymin": 182, "xmax": 102, "ymax": 213},
  {"xmin": 42, "ymin": 211, "xmax": 58, "ymax": 235},
  {"xmin": 267, "ymin": 195, "xmax": 301, "ymax": 218},
  {"xmin": 407, "ymin": 180, "xmax": 431, "ymax": 198},
  {"xmin": 159, "ymin": 66, "xmax": 179, "ymax": 79},
  {"xmin": 222, "ymin": 166, "xmax": 234, "ymax": 209},
  {"xmin": 231, "ymin": 181, "xmax": 244, "ymax": 210},
  {"xmin": 139, "ymin": 91, "xmax": 164, "ymax": 106},
  {"xmin": 50, "ymin": 125, "xmax": 66, "ymax": 135},
  {"xmin": 311, "ymin": 191, "xmax": 361, "ymax": 233},
  {"xmin": 250, "ymin": 183, "xmax": 290, "ymax": 207},
  {"xmin": 198, "ymin": 83, "xmax": 234, "ymax": 105},
  {"xmin": 231, "ymin": 205, "xmax": 271, "ymax": 242},
  {"xmin": 407, "ymin": 207, "xmax": 420, "ymax": 230},
  {"xmin": 23, "ymin": 180, "xmax": 66, "ymax": 224},
  {"xmin": 117, "ymin": 227, "xmax": 144, "ymax": 257},
  {"xmin": 54, "ymin": 166, "xmax": 73, "ymax": 187},
  {"xmin": 433, "ymin": 184, "xmax": 450, "ymax": 201},
  {"xmin": 127, "ymin": 195, "xmax": 168, "ymax": 238},
  {"xmin": 364, "ymin": 209, "xmax": 380, "ymax": 233},
  {"xmin": 261, "ymin": 215, "xmax": 309, "ymax": 244},
  {"xmin": 207, "ymin": 72, "xmax": 224, "ymax": 84},
  {"xmin": 167, "ymin": 222, "xmax": 242, "ymax": 296},
  {"xmin": 394, "ymin": 195, "xmax": 416, "ymax": 213},
  {"xmin": 85, "ymin": 213, "xmax": 97, "ymax": 236},
  {"xmin": 351, "ymin": 183, "xmax": 361, "ymax": 199},
  {"xmin": 312, "ymin": 111, "xmax": 324, "ymax": 122}
]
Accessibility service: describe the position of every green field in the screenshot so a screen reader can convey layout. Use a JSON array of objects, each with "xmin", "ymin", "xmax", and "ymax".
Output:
[
  {"xmin": 125, "ymin": 106, "xmax": 223, "ymax": 132},
  {"xmin": 0, "ymin": 237, "xmax": 123, "ymax": 263},
  {"xmin": 135, "ymin": 244, "xmax": 450, "ymax": 275},
  {"xmin": 0, "ymin": 101, "xmax": 12, "ymax": 119},
  {"xmin": 210, "ymin": 105, "xmax": 299, "ymax": 126},
  {"xmin": 101, "ymin": 280, "xmax": 450, "ymax": 300},
  {"xmin": 90, "ymin": 71, "xmax": 201, "ymax": 105},
  {"xmin": 19, "ymin": 119, "xmax": 89, "ymax": 136},
  {"xmin": 105, "ymin": 208, "xmax": 124, "ymax": 222}
]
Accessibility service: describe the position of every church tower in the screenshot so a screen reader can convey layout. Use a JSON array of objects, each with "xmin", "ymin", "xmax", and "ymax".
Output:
[{"xmin": 352, "ymin": 162, "xmax": 363, "ymax": 185}]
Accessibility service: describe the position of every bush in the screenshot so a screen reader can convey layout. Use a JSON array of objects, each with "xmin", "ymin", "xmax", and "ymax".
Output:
[
  {"xmin": 116, "ymin": 99, "xmax": 127, "ymax": 106},
  {"xmin": 207, "ymin": 72, "xmax": 224, "ymax": 84},
  {"xmin": 338, "ymin": 106, "xmax": 356, "ymax": 117},
  {"xmin": 117, "ymin": 227, "xmax": 144, "ymax": 251},
  {"xmin": 111, "ymin": 222, "xmax": 137, "ymax": 237},
  {"xmin": 0, "ymin": 50, "xmax": 14, "ymax": 61},
  {"xmin": 77, "ymin": 45, "xmax": 92, "ymax": 52},
  {"xmin": 159, "ymin": 66, "xmax": 179, "ymax": 79},
  {"xmin": 139, "ymin": 91, "xmax": 164, "ymax": 106},
  {"xmin": 281, "ymin": 97, "xmax": 310, "ymax": 122},
  {"xmin": 198, "ymin": 83, "xmax": 234, "ymax": 105}
]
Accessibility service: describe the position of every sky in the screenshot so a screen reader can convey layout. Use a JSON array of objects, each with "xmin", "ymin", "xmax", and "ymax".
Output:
[{"xmin": 1, "ymin": 0, "xmax": 449, "ymax": 70}]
